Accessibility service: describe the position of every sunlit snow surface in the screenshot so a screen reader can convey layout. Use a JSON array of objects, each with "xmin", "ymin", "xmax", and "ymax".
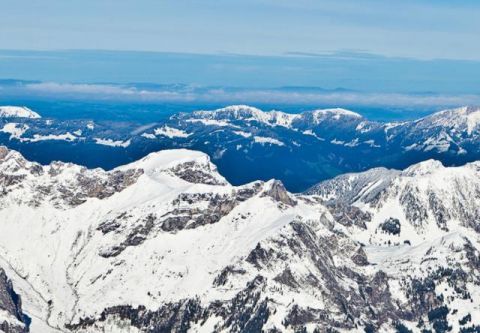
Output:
[{"xmin": 1, "ymin": 145, "xmax": 480, "ymax": 331}]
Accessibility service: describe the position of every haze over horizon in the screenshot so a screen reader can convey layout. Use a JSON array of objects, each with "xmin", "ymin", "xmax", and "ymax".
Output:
[{"xmin": 1, "ymin": 1, "xmax": 480, "ymax": 111}]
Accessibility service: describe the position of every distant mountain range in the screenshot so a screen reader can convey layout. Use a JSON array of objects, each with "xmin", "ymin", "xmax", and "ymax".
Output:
[{"xmin": 2, "ymin": 105, "xmax": 480, "ymax": 191}]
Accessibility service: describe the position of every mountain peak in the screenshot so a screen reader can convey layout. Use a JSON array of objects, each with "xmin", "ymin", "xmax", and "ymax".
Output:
[
  {"xmin": 121, "ymin": 149, "xmax": 211, "ymax": 171},
  {"xmin": 119, "ymin": 148, "xmax": 228, "ymax": 185},
  {"xmin": 262, "ymin": 179, "xmax": 297, "ymax": 206},
  {"xmin": 0, "ymin": 106, "xmax": 41, "ymax": 119},
  {"xmin": 402, "ymin": 159, "xmax": 444, "ymax": 176},
  {"xmin": 187, "ymin": 105, "xmax": 299, "ymax": 128},
  {"xmin": 418, "ymin": 106, "xmax": 480, "ymax": 135},
  {"xmin": 184, "ymin": 105, "xmax": 363, "ymax": 129},
  {"xmin": 311, "ymin": 108, "xmax": 362, "ymax": 120},
  {"xmin": 215, "ymin": 104, "xmax": 263, "ymax": 114},
  {"xmin": 0, "ymin": 145, "xmax": 28, "ymax": 166}
]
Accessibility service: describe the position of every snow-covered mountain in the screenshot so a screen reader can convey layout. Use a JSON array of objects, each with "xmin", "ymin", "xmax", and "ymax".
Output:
[
  {"xmin": 1, "ymin": 146, "xmax": 480, "ymax": 332},
  {"xmin": 2, "ymin": 105, "xmax": 480, "ymax": 192},
  {"xmin": 174, "ymin": 105, "xmax": 362, "ymax": 128},
  {"xmin": 0, "ymin": 106, "xmax": 41, "ymax": 119}
]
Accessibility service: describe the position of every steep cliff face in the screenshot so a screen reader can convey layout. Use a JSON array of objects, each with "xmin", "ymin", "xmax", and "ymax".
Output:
[
  {"xmin": 0, "ymin": 268, "xmax": 29, "ymax": 333},
  {"xmin": 1, "ymin": 147, "xmax": 480, "ymax": 332}
]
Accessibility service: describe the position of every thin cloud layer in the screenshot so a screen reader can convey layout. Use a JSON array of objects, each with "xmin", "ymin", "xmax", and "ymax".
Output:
[{"xmin": 4, "ymin": 81, "xmax": 480, "ymax": 108}]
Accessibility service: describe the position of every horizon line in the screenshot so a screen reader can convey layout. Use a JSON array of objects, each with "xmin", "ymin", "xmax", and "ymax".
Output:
[{"xmin": 2, "ymin": 48, "xmax": 480, "ymax": 63}]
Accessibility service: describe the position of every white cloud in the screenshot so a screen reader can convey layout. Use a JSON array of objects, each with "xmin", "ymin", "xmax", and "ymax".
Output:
[{"xmin": 8, "ymin": 81, "xmax": 480, "ymax": 108}]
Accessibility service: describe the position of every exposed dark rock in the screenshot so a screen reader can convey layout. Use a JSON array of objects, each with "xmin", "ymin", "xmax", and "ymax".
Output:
[
  {"xmin": 460, "ymin": 314, "xmax": 472, "ymax": 326},
  {"xmin": 0, "ymin": 146, "xmax": 8, "ymax": 160},
  {"xmin": 68, "ymin": 276, "xmax": 270, "ymax": 333},
  {"xmin": 399, "ymin": 185, "xmax": 429, "ymax": 227},
  {"xmin": 327, "ymin": 203, "xmax": 370, "ymax": 229},
  {"xmin": 394, "ymin": 322, "xmax": 413, "ymax": 333},
  {"xmin": 99, "ymin": 214, "xmax": 155, "ymax": 258},
  {"xmin": 67, "ymin": 300, "xmax": 203, "ymax": 333},
  {"xmin": 351, "ymin": 247, "xmax": 369, "ymax": 266},
  {"xmin": 1, "ymin": 146, "xmax": 143, "ymax": 208},
  {"xmin": 379, "ymin": 218, "xmax": 401, "ymax": 235},
  {"xmin": 284, "ymin": 305, "xmax": 328, "ymax": 328},
  {"xmin": 262, "ymin": 180, "xmax": 297, "ymax": 206},
  {"xmin": 73, "ymin": 168, "xmax": 144, "ymax": 204},
  {"xmin": 0, "ymin": 268, "xmax": 29, "ymax": 333},
  {"xmin": 273, "ymin": 268, "xmax": 299, "ymax": 289},
  {"xmin": 246, "ymin": 244, "xmax": 274, "ymax": 269},
  {"xmin": 213, "ymin": 266, "xmax": 247, "ymax": 287},
  {"xmin": 169, "ymin": 161, "xmax": 226, "ymax": 185}
]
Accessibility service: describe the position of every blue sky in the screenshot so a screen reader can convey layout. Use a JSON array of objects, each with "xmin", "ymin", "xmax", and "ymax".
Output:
[
  {"xmin": 1, "ymin": 0, "xmax": 480, "ymax": 60},
  {"xmin": 1, "ymin": 1, "xmax": 480, "ymax": 109}
]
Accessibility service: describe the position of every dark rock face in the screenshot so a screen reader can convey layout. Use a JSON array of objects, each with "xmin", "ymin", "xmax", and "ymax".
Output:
[
  {"xmin": 99, "ymin": 214, "xmax": 155, "ymax": 258},
  {"xmin": 163, "ymin": 192, "xmax": 241, "ymax": 231},
  {"xmin": 379, "ymin": 218, "xmax": 401, "ymax": 235},
  {"xmin": 53, "ymin": 168, "xmax": 144, "ymax": 207},
  {"xmin": 0, "ymin": 147, "xmax": 8, "ymax": 160},
  {"xmin": 77, "ymin": 169, "xmax": 144, "ymax": 200},
  {"xmin": 168, "ymin": 161, "xmax": 226, "ymax": 186},
  {"xmin": 66, "ymin": 300, "xmax": 204, "ymax": 333},
  {"xmin": 261, "ymin": 180, "xmax": 297, "ymax": 206},
  {"xmin": 68, "ymin": 276, "xmax": 270, "ymax": 333},
  {"xmin": 0, "ymin": 146, "xmax": 143, "ymax": 208},
  {"xmin": 351, "ymin": 247, "xmax": 369, "ymax": 266},
  {"xmin": 213, "ymin": 266, "xmax": 247, "ymax": 287},
  {"xmin": 0, "ymin": 268, "xmax": 29, "ymax": 333},
  {"xmin": 0, "ymin": 174, "xmax": 26, "ymax": 198},
  {"xmin": 399, "ymin": 186, "xmax": 429, "ymax": 228},
  {"xmin": 327, "ymin": 203, "xmax": 370, "ymax": 229}
]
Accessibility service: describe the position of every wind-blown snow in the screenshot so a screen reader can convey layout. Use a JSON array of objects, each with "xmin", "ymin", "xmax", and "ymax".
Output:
[
  {"xmin": 154, "ymin": 126, "xmax": 191, "ymax": 138},
  {"xmin": 94, "ymin": 138, "xmax": 131, "ymax": 147},
  {"xmin": 141, "ymin": 133, "xmax": 156, "ymax": 139},
  {"xmin": 302, "ymin": 130, "xmax": 324, "ymax": 141},
  {"xmin": 27, "ymin": 132, "xmax": 78, "ymax": 142},
  {"xmin": 0, "ymin": 124, "xmax": 77, "ymax": 142},
  {"xmin": 330, "ymin": 139, "xmax": 345, "ymax": 145},
  {"xmin": 233, "ymin": 130, "xmax": 252, "ymax": 138},
  {"xmin": 253, "ymin": 136, "xmax": 285, "ymax": 146}
]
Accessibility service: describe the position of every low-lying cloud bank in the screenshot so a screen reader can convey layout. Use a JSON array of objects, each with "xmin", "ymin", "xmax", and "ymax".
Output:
[{"xmin": 2, "ymin": 80, "xmax": 480, "ymax": 108}]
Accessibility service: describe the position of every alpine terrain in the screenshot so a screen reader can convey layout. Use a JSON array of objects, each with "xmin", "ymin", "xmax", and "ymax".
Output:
[
  {"xmin": 0, "ymin": 145, "xmax": 480, "ymax": 332},
  {"xmin": 2, "ymin": 105, "xmax": 480, "ymax": 192}
]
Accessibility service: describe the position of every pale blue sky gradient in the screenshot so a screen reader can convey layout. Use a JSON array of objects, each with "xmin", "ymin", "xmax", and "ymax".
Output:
[
  {"xmin": 1, "ymin": 0, "xmax": 480, "ymax": 60},
  {"xmin": 2, "ymin": 0, "xmax": 480, "ymax": 107}
]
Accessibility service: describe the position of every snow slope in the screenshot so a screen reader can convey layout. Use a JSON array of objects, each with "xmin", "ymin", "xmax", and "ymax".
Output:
[
  {"xmin": 1, "ymin": 146, "xmax": 480, "ymax": 332},
  {"xmin": 0, "ymin": 106, "xmax": 41, "ymax": 119}
]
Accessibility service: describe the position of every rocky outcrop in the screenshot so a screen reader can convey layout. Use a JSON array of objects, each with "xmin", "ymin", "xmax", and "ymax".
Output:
[
  {"xmin": 168, "ymin": 161, "xmax": 227, "ymax": 186},
  {"xmin": 0, "ymin": 269, "xmax": 29, "ymax": 333},
  {"xmin": 0, "ymin": 146, "xmax": 143, "ymax": 208},
  {"xmin": 261, "ymin": 180, "xmax": 297, "ymax": 206}
]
